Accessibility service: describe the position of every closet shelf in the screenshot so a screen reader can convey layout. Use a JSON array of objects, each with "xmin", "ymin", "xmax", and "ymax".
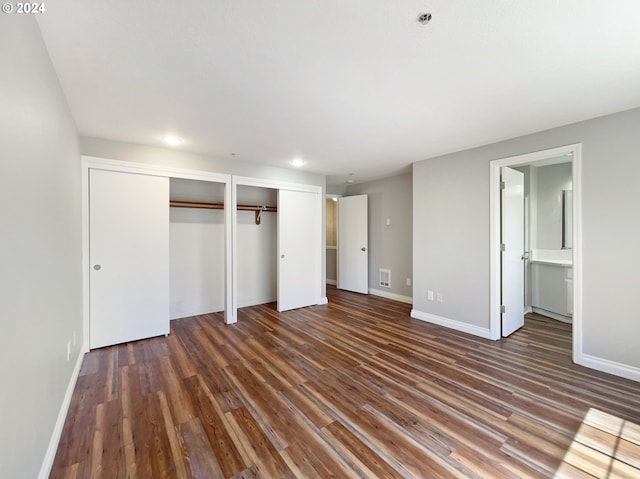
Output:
[{"xmin": 169, "ymin": 200, "xmax": 277, "ymax": 225}]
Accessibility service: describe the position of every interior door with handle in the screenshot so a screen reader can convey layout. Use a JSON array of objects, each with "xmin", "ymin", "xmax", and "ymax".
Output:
[
  {"xmin": 501, "ymin": 166, "xmax": 525, "ymax": 337},
  {"xmin": 337, "ymin": 194, "xmax": 368, "ymax": 294},
  {"xmin": 277, "ymin": 189, "xmax": 320, "ymax": 311}
]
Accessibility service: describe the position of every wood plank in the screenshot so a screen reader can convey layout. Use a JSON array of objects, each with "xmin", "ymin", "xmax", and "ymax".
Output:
[
  {"xmin": 180, "ymin": 418, "xmax": 225, "ymax": 479},
  {"xmin": 49, "ymin": 286, "xmax": 640, "ymax": 478}
]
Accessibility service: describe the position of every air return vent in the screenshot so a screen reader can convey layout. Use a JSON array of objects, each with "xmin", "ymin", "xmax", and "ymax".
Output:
[{"xmin": 379, "ymin": 269, "xmax": 391, "ymax": 288}]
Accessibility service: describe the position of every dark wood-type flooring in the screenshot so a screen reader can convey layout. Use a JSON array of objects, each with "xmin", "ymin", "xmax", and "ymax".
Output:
[{"xmin": 50, "ymin": 286, "xmax": 640, "ymax": 478}]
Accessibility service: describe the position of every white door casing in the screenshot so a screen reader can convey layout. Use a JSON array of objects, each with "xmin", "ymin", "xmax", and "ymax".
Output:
[
  {"xmin": 501, "ymin": 166, "xmax": 525, "ymax": 337},
  {"xmin": 89, "ymin": 169, "xmax": 170, "ymax": 348},
  {"xmin": 337, "ymin": 195, "xmax": 369, "ymax": 294},
  {"xmin": 277, "ymin": 189, "xmax": 320, "ymax": 311}
]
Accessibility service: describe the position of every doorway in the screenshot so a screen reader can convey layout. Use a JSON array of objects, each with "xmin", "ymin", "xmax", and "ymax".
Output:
[{"xmin": 489, "ymin": 144, "xmax": 582, "ymax": 362}]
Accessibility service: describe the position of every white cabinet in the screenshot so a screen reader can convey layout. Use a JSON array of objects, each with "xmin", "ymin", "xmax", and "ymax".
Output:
[{"xmin": 532, "ymin": 262, "xmax": 572, "ymax": 321}]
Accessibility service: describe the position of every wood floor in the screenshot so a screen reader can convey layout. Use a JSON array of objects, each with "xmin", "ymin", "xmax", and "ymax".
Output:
[{"xmin": 50, "ymin": 286, "xmax": 640, "ymax": 479}]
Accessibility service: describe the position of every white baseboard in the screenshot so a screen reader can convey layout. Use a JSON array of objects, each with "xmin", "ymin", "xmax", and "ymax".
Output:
[
  {"xmin": 319, "ymin": 297, "xmax": 328, "ymax": 305},
  {"xmin": 577, "ymin": 353, "xmax": 640, "ymax": 383},
  {"xmin": 170, "ymin": 306, "xmax": 223, "ymax": 320},
  {"xmin": 38, "ymin": 346, "xmax": 86, "ymax": 479},
  {"xmin": 369, "ymin": 288, "xmax": 413, "ymax": 304},
  {"xmin": 524, "ymin": 306, "xmax": 533, "ymax": 314},
  {"xmin": 410, "ymin": 310, "xmax": 493, "ymax": 340},
  {"xmin": 238, "ymin": 297, "xmax": 277, "ymax": 308},
  {"xmin": 326, "ymin": 279, "xmax": 337, "ymax": 285},
  {"xmin": 532, "ymin": 307, "xmax": 572, "ymax": 323}
]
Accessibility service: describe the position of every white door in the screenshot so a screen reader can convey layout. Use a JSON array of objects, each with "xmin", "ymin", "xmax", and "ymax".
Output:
[
  {"xmin": 277, "ymin": 189, "xmax": 320, "ymax": 311},
  {"xmin": 337, "ymin": 195, "xmax": 368, "ymax": 294},
  {"xmin": 501, "ymin": 166, "xmax": 525, "ymax": 337},
  {"xmin": 90, "ymin": 169, "xmax": 170, "ymax": 349}
]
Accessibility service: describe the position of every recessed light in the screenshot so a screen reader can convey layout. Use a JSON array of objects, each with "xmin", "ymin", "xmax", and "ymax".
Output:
[
  {"xmin": 162, "ymin": 136, "xmax": 182, "ymax": 146},
  {"xmin": 332, "ymin": 197, "xmax": 338, "ymax": 202},
  {"xmin": 290, "ymin": 157, "xmax": 305, "ymax": 167},
  {"xmin": 347, "ymin": 180, "xmax": 354, "ymax": 184}
]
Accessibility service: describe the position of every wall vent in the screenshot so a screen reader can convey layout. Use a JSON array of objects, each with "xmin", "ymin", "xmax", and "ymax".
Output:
[{"xmin": 379, "ymin": 268, "xmax": 391, "ymax": 288}]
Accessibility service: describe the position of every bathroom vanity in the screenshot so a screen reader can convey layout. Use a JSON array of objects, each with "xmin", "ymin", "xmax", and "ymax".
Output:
[{"xmin": 530, "ymin": 250, "xmax": 572, "ymax": 322}]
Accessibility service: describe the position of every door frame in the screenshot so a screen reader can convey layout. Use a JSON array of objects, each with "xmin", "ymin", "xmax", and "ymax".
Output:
[
  {"xmin": 489, "ymin": 144, "xmax": 582, "ymax": 363},
  {"xmin": 231, "ymin": 176, "xmax": 324, "ymax": 321},
  {"xmin": 81, "ymin": 156, "xmax": 232, "ymax": 351}
]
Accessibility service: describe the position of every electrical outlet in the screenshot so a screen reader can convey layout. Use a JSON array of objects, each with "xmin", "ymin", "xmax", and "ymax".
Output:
[
  {"xmin": 406, "ymin": 278, "xmax": 411, "ymax": 286},
  {"xmin": 437, "ymin": 292, "xmax": 443, "ymax": 303},
  {"xmin": 428, "ymin": 290, "xmax": 434, "ymax": 301},
  {"xmin": 66, "ymin": 342, "xmax": 71, "ymax": 361}
]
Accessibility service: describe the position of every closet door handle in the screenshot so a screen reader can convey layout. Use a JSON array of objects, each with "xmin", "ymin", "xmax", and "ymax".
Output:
[
  {"xmin": 93, "ymin": 264, "xmax": 102, "ymax": 271},
  {"xmin": 361, "ymin": 247, "xmax": 366, "ymax": 252},
  {"xmin": 281, "ymin": 254, "xmax": 285, "ymax": 259}
]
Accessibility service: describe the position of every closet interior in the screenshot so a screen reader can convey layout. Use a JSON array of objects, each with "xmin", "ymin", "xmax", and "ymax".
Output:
[
  {"xmin": 169, "ymin": 178, "xmax": 225, "ymax": 319},
  {"xmin": 236, "ymin": 185, "xmax": 278, "ymax": 308}
]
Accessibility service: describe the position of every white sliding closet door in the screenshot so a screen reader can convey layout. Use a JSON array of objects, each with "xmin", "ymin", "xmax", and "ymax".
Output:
[
  {"xmin": 277, "ymin": 189, "xmax": 320, "ymax": 311},
  {"xmin": 89, "ymin": 169, "xmax": 170, "ymax": 349}
]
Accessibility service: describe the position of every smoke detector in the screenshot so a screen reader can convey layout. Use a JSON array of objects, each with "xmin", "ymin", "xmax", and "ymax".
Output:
[{"xmin": 417, "ymin": 12, "xmax": 432, "ymax": 25}]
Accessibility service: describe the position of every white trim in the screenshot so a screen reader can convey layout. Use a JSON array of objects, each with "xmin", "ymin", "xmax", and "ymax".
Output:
[
  {"xmin": 37, "ymin": 347, "xmax": 85, "ymax": 479},
  {"xmin": 578, "ymin": 354, "xmax": 640, "ymax": 383},
  {"xmin": 326, "ymin": 245, "xmax": 337, "ymax": 250},
  {"xmin": 224, "ymin": 177, "xmax": 235, "ymax": 324},
  {"xmin": 524, "ymin": 306, "xmax": 533, "ymax": 314},
  {"xmin": 411, "ymin": 310, "xmax": 493, "ymax": 340},
  {"xmin": 233, "ymin": 175, "xmax": 322, "ymax": 193},
  {"xmin": 531, "ymin": 307, "xmax": 572, "ymax": 324},
  {"xmin": 319, "ymin": 297, "xmax": 329, "ymax": 305},
  {"xmin": 326, "ymin": 279, "xmax": 337, "ymax": 285},
  {"xmin": 81, "ymin": 156, "xmax": 234, "ymax": 347},
  {"xmin": 170, "ymin": 308, "xmax": 223, "ymax": 320},
  {"xmin": 489, "ymin": 144, "xmax": 582, "ymax": 352},
  {"xmin": 82, "ymin": 156, "xmax": 231, "ymax": 183},
  {"xmin": 238, "ymin": 297, "xmax": 278, "ymax": 308},
  {"xmin": 369, "ymin": 288, "xmax": 413, "ymax": 305}
]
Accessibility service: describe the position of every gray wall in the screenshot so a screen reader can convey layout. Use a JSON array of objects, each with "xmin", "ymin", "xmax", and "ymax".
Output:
[
  {"xmin": 0, "ymin": 17, "xmax": 83, "ymax": 479},
  {"xmin": 347, "ymin": 173, "xmax": 413, "ymax": 298},
  {"xmin": 81, "ymin": 137, "xmax": 328, "ymax": 299},
  {"xmin": 413, "ymin": 107, "xmax": 640, "ymax": 369}
]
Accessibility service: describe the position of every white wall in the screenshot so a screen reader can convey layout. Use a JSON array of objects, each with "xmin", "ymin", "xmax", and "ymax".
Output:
[
  {"xmin": 347, "ymin": 173, "xmax": 412, "ymax": 299},
  {"xmin": 170, "ymin": 178, "xmax": 225, "ymax": 318},
  {"xmin": 236, "ymin": 186, "xmax": 277, "ymax": 307},
  {"xmin": 413, "ymin": 107, "xmax": 640, "ymax": 373},
  {"xmin": 170, "ymin": 208, "xmax": 225, "ymax": 317},
  {"xmin": 0, "ymin": 17, "xmax": 82, "ymax": 479}
]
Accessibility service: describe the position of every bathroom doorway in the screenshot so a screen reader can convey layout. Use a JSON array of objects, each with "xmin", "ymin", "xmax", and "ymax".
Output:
[{"xmin": 489, "ymin": 144, "xmax": 582, "ymax": 362}]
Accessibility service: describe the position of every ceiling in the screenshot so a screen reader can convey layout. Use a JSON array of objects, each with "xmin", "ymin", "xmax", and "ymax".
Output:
[{"xmin": 37, "ymin": 1, "xmax": 640, "ymax": 185}]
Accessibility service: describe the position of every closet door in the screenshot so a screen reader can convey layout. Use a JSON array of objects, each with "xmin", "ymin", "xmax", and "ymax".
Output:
[
  {"xmin": 89, "ymin": 169, "xmax": 169, "ymax": 349},
  {"xmin": 277, "ymin": 189, "xmax": 320, "ymax": 311}
]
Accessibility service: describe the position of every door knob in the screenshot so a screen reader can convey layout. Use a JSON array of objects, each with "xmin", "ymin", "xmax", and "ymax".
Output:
[
  {"xmin": 361, "ymin": 247, "xmax": 366, "ymax": 252},
  {"xmin": 281, "ymin": 254, "xmax": 285, "ymax": 259},
  {"xmin": 93, "ymin": 264, "xmax": 102, "ymax": 271}
]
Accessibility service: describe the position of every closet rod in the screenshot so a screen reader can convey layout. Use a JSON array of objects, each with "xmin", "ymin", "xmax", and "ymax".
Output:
[{"xmin": 169, "ymin": 200, "xmax": 277, "ymax": 225}]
